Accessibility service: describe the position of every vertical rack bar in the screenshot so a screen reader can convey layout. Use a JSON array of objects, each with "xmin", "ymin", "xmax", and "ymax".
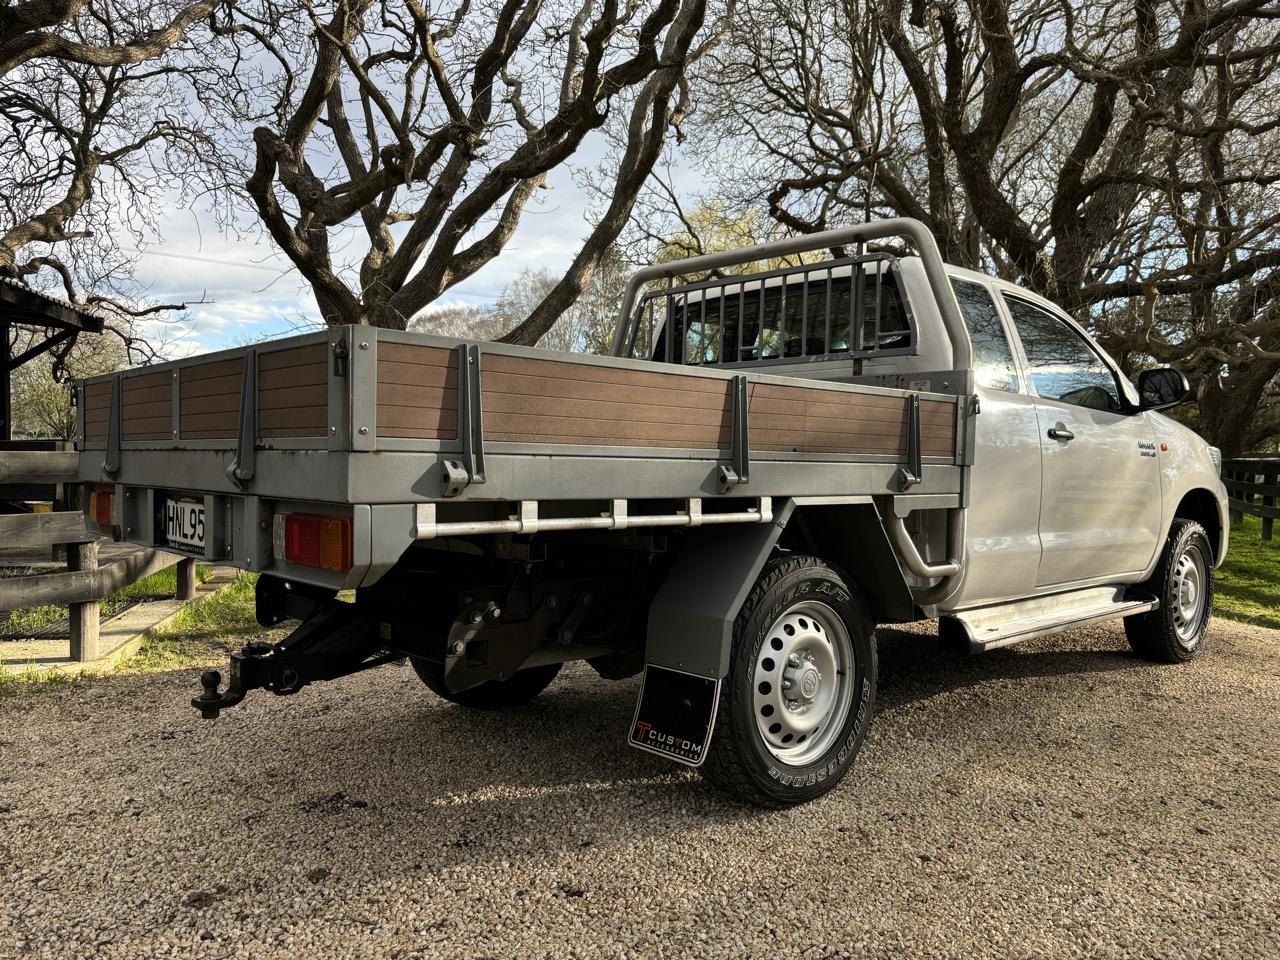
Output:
[
  {"xmin": 801, "ymin": 268, "xmax": 809, "ymax": 356},
  {"xmin": 824, "ymin": 267, "xmax": 832, "ymax": 356},
  {"xmin": 737, "ymin": 286, "xmax": 745, "ymax": 361},
  {"xmin": 646, "ymin": 299, "xmax": 654, "ymax": 360}
]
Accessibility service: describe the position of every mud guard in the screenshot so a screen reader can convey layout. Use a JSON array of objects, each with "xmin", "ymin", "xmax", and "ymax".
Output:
[
  {"xmin": 630, "ymin": 502, "xmax": 794, "ymax": 763},
  {"xmin": 629, "ymin": 666, "xmax": 720, "ymax": 766}
]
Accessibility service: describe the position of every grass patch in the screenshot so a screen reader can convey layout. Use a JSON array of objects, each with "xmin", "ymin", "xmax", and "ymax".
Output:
[
  {"xmin": 132, "ymin": 573, "xmax": 284, "ymax": 672},
  {"xmin": 1216, "ymin": 515, "xmax": 1280, "ymax": 629},
  {"xmin": 0, "ymin": 664, "xmax": 86, "ymax": 699}
]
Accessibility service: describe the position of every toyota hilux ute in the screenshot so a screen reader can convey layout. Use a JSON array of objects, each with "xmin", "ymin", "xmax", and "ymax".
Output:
[{"xmin": 75, "ymin": 218, "xmax": 1227, "ymax": 808}]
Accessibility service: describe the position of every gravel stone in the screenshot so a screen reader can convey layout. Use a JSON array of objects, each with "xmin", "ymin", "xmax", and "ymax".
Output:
[{"xmin": 1, "ymin": 618, "xmax": 1278, "ymax": 958}]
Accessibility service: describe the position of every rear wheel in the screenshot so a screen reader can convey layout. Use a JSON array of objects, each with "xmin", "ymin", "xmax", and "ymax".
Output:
[
  {"xmin": 411, "ymin": 659, "xmax": 562, "ymax": 709},
  {"xmin": 1125, "ymin": 519, "xmax": 1213, "ymax": 663},
  {"xmin": 702, "ymin": 555, "xmax": 876, "ymax": 808}
]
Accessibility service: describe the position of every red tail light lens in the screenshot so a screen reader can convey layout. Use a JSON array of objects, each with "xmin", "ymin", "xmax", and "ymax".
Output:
[
  {"xmin": 283, "ymin": 513, "xmax": 352, "ymax": 571},
  {"xmin": 92, "ymin": 490, "xmax": 113, "ymax": 527}
]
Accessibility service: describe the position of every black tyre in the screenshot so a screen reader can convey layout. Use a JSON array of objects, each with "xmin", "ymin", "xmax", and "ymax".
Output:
[
  {"xmin": 410, "ymin": 659, "xmax": 562, "ymax": 709},
  {"xmin": 1124, "ymin": 519, "xmax": 1214, "ymax": 663},
  {"xmin": 702, "ymin": 555, "xmax": 877, "ymax": 808}
]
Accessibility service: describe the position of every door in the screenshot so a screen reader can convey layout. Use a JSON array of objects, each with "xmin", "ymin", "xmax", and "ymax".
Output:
[
  {"xmin": 948, "ymin": 278, "xmax": 1044, "ymax": 606},
  {"xmin": 1001, "ymin": 294, "xmax": 1163, "ymax": 587}
]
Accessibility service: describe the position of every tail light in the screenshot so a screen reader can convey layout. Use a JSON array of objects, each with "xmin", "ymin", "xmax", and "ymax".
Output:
[
  {"xmin": 91, "ymin": 490, "xmax": 114, "ymax": 527},
  {"xmin": 280, "ymin": 513, "xmax": 352, "ymax": 572}
]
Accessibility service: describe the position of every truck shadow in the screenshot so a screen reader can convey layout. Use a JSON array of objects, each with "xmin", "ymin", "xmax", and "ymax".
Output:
[
  {"xmin": 873, "ymin": 623, "xmax": 1147, "ymax": 713},
  {"xmin": 164, "ymin": 621, "xmax": 1156, "ymax": 875}
]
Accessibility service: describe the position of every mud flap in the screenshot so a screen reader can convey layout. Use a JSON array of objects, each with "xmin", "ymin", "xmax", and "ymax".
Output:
[{"xmin": 628, "ymin": 664, "xmax": 720, "ymax": 767}]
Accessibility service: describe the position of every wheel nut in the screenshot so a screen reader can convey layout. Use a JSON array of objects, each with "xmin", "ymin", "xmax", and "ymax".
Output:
[
  {"xmin": 451, "ymin": 641, "xmax": 465, "ymax": 655},
  {"xmin": 788, "ymin": 653, "xmax": 801, "ymax": 667},
  {"xmin": 782, "ymin": 679, "xmax": 793, "ymax": 689}
]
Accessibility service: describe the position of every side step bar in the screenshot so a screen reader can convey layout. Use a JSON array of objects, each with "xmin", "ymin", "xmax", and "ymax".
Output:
[{"xmin": 941, "ymin": 586, "xmax": 1160, "ymax": 653}]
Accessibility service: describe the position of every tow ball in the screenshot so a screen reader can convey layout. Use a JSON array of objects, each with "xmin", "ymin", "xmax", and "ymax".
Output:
[
  {"xmin": 192, "ymin": 668, "xmax": 245, "ymax": 719},
  {"xmin": 191, "ymin": 604, "xmax": 384, "ymax": 719}
]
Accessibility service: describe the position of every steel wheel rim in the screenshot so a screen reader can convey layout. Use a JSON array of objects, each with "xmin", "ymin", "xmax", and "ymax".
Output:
[
  {"xmin": 752, "ymin": 600, "xmax": 854, "ymax": 766},
  {"xmin": 1171, "ymin": 542, "xmax": 1207, "ymax": 644}
]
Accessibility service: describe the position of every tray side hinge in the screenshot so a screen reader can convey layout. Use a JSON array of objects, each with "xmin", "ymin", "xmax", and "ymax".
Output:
[
  {"xmin": 226, "ymin": 348, "xmax": 257, "ymax": 488},
  {"xmin": 894, "ymin": 393, "xmax": 922, "ymax": 492},
  {"xmin": 442, "ymin": 343, "xmax": 487, "ymax": 498},
  {"xmin": 717, "ymin": 375, "xmax": 751, "ymax": 494},
  {"xmin": 101, "ymin": 374, "xmax": 122, "ymax": 478}
]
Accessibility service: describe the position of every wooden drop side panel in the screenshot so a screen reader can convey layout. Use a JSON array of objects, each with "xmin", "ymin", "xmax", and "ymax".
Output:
[
  {"xmin": 376, "ymin": 343, "xmax": 458, "ymax": 440},
  {"xmin": 82, "ymin": 381, "xmax": 112, "ymax": 445},
  {"xmin": 180, "ymin": 357, "xmax": 244, "ymax": 440},
  {"xmin": 480, "ymin": 355, "xmax": 732, "ymax": 448},
  {"xmin": 748, "ymin": 382, "xmax": 955, "ymax": 457},
  {"xmin": 121, "ymin": 371, "xmax": 173, "ymax": 442},
  {"xmin": 258, "ymin": 344, "xmax": 328, "ymax": 438}
]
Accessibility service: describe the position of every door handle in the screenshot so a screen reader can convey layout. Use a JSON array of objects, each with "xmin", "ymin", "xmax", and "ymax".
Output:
[{"xmin": 1047, "ymin": 423, "xmax": 1075, "ymax": 442}]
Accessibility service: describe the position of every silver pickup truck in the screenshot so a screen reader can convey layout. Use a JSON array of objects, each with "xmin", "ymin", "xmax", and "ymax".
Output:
[{"xmin": 75, "ymin": 218, "xmax": 1227, "ymax": 808}]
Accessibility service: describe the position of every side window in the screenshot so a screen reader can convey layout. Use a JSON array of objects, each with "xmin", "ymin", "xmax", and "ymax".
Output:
[
  {"xmin": 1003, "ymin": 296, "xmax": 1121, "ymax": 412},
  {"xmin": 655, "ymin": 264, "xmax": 909, "ymax": 365},
  {"xmin": 950, "ymin": 278, "xmax": 1018, "ymax": 392}
]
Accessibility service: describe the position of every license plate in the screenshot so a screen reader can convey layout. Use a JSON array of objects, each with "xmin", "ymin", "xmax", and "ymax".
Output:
[{"xmin": 165, "ymin": 499, "xmax": 205, "ymax": 550}]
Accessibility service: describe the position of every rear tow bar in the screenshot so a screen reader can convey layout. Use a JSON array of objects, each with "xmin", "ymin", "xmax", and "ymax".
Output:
[{"xmin": 192, "ymin": 603, "xmax": 390, "ymax": 719}]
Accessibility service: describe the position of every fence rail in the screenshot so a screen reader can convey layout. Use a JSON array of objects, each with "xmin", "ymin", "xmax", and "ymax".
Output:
[
  {"xmin": 0, "ymin": 446, "xmax": 195, "ymax": 662},
  {"xmin": 1224, "ymin": 457, "xmax": 1280, "ymax": 541}
]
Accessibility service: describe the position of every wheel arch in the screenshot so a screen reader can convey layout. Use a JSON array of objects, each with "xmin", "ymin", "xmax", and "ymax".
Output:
[
  {"xmin": 1172, "ymin": 487, "xmax": 1226, "ymax": 566},
  {"xmin": 644, "ymin": 500, "xmax": 915, "ymax": 681},
  {"xmin": 781, "ymin": 503, "xmax": 917, "ymax": 622}
]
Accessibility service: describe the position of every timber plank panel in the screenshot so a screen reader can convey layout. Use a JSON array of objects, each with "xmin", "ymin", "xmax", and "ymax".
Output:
[
  {"xmin": 749, "ymin": 382, "xmax": 955, "ymax": 457},
  {"xmin": 380, "ymin": 342, "xmax": 453, "ymax": 368},
  {"xmin": 484, "ymin": 391, "xmax": 731, "ymax": 427},
  {"xmin": 487, "ymin": 413, "xmax": 732, "ymax": 447},
  {"xmin": 376, "ymin": 343, "xmax": 459, "ymax": 439},
  {"xmin": 377, "ymin": 361, "xmax": 457, "ymax": 389},
  {"xmin": 182, "ymin": 357, "xmax": 243, "ymax": 381},
  {"xmin": 483, "ymin": 369, "xmax": 741, "ymax": 409},
  {"xmin": 258, "ymin": 344, "xmax": 328, "ymax": 438},
  {"xmin": 376, "ymin": 382, "xmax": 458, "ymax": 409},
  {"xmin": 180, "ymin": 393, "xmax": 240, "ymax": 416},
  {"xmin": 259, "ymin": 383, "xmax": 328, "ymax": 411},
  {"xmin": 181, "ymin": 373, "xmax": 243, "ymax": 400},
  {"xmin": 484, "ymin": 354, "xmax": 728, "ymax": 395},
  {"xmin": 181, "ymin": 356, "xmax": 244, "ymax": 440},
  {"xmin": 259, "ymin": 342, "xmax": 327, "ymax": 371},
  {"xmin": 122, "ymin": 371, "xmax": 172, "ymax": 441},
  {"xmin": 84, "ymin": 379, "xmax": 111, "ymax": 443},
  {"xmin": 480, "ymin": 354, "xmax": 731, "ymax": 449}
]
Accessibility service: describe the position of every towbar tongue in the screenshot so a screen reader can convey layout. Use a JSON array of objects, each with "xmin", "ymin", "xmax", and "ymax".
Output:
[{"xmin": 190, "ymin": 605, "xmax": 386, "ymax": 719}]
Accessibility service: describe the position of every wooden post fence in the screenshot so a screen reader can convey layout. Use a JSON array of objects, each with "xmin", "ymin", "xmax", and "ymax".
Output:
[
  {"xmin": 1223, "ymin": 457, "xmax": 1280, "ymax": 541},
  {"xmin": 0, "ymin": 447, "xmax": 196, "ymax": 662}
]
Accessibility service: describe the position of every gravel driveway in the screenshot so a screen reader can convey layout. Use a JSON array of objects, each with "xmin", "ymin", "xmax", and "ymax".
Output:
[{"xmin": 2, "ymin": 617, "xmax": 1278, "ymax": 959}]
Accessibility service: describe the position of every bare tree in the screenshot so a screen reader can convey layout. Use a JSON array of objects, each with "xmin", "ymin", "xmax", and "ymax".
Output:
[
  {"xmin": 228, "ymin": 0, "xmax": 723, "ymax": 340},
  {"xmin": 675, "ymin": 0, "xmax": 1280, "ymax": 453},
  {"xmin": 0, "ymin": 0, "xmax": 228, "ymax": 359}
]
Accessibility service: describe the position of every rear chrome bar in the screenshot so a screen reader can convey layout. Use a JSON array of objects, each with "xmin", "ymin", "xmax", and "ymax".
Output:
[{"xmin": 412, "ymin": 497, "xmax": 774, "ymax": 541}]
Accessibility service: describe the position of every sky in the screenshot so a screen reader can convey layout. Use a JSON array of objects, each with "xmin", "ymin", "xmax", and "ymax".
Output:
[{"xmin": 127, "ymin": 160, "xmax": 610, "ymax": 356}]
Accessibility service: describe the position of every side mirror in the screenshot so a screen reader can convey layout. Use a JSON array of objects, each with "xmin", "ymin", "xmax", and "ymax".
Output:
[{"xmin": 1138, "ymin": 368, "xmax": 1190, "ymax": 411}]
